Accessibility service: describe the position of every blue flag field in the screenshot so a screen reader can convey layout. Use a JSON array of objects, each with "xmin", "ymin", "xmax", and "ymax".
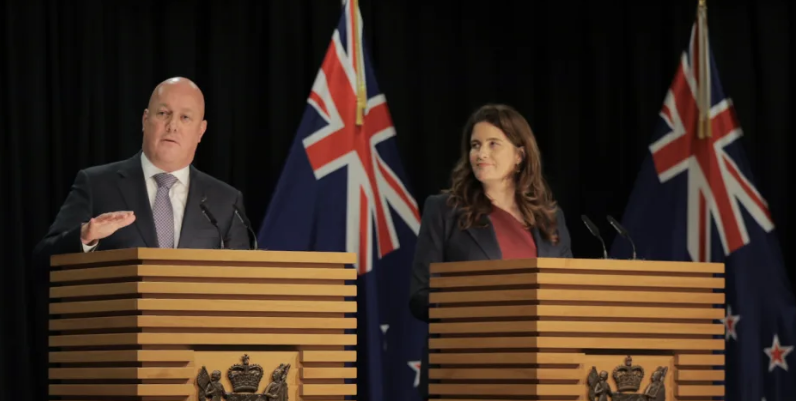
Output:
[
  {"xmin": 257, "ymin": 1, "xmax": 427, "ymax": 400},
  {"xmin": 610, "ymin": 10, "xmax": 796, "ymax": 401}
]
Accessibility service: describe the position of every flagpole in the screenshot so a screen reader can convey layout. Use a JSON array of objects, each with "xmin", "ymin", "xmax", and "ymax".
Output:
[
  {"xmin": 697, "ymin": 0, "xmax": 711, "ymax": 139},
  {"xmin": 352, "ymin": 0, "xmax": 367, "ymax": 125}
]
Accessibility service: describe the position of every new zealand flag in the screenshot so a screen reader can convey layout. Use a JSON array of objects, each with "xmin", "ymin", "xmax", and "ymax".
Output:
[
  {"xmin": 256, "ymin": 1, "xmax": 427, "ymax": 400},
  {"xmin": 610, "ymin": 9, "xmax": 796, "ymax": 401}
]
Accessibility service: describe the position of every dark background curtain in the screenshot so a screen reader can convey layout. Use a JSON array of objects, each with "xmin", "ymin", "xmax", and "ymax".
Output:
[{"xmin": 2, "ymin": 1, "xmax": 795, "ymax": 400}]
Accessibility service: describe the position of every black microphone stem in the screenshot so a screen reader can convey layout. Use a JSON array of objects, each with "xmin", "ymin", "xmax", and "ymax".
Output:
[
  {"xmin": 199, "ymin": 198, "xmax": 226, "ymax": 249},
  {"xmin": 233, "ymin": 206, "xmax": 258, "ymax": 250},
  {"xmin": 581, "ymin": 215, "xmax": 608, "ymax": 259},
  {"xmin": 607, "ymin": 215, "xmax": 636, "ymax": 260}
]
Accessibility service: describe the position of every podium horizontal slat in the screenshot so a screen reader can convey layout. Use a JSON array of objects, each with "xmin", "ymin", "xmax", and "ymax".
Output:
[
  {"xmin": 51, "ymin": 248, "xmax": 356, "ymax": 266},
  {"xmin": 51, "ymin": 282, "xmax": 356, "ymax": 298},
  {"xmin": 428, "ymin": 384, "xmax": 581, "ymax": 396},
  {"xmin": 677, "ymin": 369, "xmax": 725, "ymax": 381},
  {"xmin": 302, "ymin": 351, "xmax": 357, "ymax": 362},
  {"xmin": 677, "ymin": 385, "xmax": 724, "ymax": 397},
  {"xmin": 431, "ymin": 273, "xmax": 723, "ymax": 289},
  {"xmin": 49, "ymin": 367, "xmax": 194, "ymax": 379},
  {"xmin": 429, "ymin": 305, "xmax": 723, "ymax": 320},
  {"xmin": 49, "ymin": 350, "xmax": 193, "ymax": 363},
  {"xmin": 301, "ymin": 367, "xmax": 357, "ymax": 379},
  {"xmin": 676, "ymin": 354, "xmax": 725, "ymax": 366},
  {"xmin": 430, "ymin": 321, "xmax": 723, "ymax": 335},
  {"xmin": 51, "ymin": 264, "xmax": 357, "ymax": 283},
  {"xmin": 49, "ymin": 384, "xmax": 192, "ymax": 396},
  {"xmin": 51, "ymin": 333, "xmax": 356, "ymax": 347},
  {"xmin": 429, "ymin": 337, "xmax": 724, "ymax": 351},
  {"xmin": 51, "ymin": 316, "xmax": 356, "ymax": 331},
  {"xmin": 429, "ymin": 289, "xmax": 724, "ymax": 305},
  {"xmin": 430, "ymin": 352, "xmax": 580, "ymax": 365},
  {"xmin": 51, "ymin": 299, "xmax": 356, "ymax": 314},
  {"xmin": 429, "ymin": 368, "xmax": 581, "ymax": 380},
  {"xmin": 301, "ymin": 384, "xmax": 357, "ymax": 396},
  {"xmin": 430, "ymin": 258, "xmax": 723, "ymax": 274}
]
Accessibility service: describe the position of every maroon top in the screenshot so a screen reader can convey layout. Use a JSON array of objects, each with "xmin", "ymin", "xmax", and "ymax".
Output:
[{"xmin": 489, "ymin": 206, "xmax": 538, "ymax": 259}]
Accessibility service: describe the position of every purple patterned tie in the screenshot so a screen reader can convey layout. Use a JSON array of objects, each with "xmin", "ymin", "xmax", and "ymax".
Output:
[{"xmin": 153, "ymin": 173, "xmax": 178, "ymax": 248}]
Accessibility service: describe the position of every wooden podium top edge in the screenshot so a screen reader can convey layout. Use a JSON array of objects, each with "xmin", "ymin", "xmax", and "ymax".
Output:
[
  {"xmin": 50, "ymin": 248, "xmax": 357, "ymax": 267},
  {"xmin": 429, "ymin": 257, "xmax": 724, "ymax": 274}
]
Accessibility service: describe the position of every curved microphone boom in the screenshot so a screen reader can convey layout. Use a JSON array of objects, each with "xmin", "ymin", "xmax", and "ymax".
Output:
[
  {"xmin": 607, "ymin": 215, "xmax": 636, "ymax": 260},
  {"xmin": 199, "ymin": 196, "xmax": 226, "ymax": 249},
  {"xmin": 233, "ymin": 204, "xmax": 259, "ymax": 250},
  {"xmin": 581, "ymin": 215, "xmax": 608, "ymax": 259}
]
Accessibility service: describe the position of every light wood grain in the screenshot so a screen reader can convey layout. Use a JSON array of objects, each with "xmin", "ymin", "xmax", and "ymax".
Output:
[
  {"xmin": 51, "ymin": 333, "xmax": 356, "ymax": 347},
  {"xmin": 430, "ymin": 321, "xmax": 723, "ymax": 335},
  {"xmin": 49, "ymin": 367, "xmax": 194, "ymax": 379},
  {"xmin": 429, "ymin": 368, "xmax": 581, "ymax": 380},
  {"xmin": 429, "ymin": 257, "xmax": 723, "ymax": 274},
  {"xmin": 51, "ymin": 248, "xmax": 356, "ymax": 267},
  {"xmin": 676, "ymin": 354, "xmax": 725, "ymax": 366},
  {"xmin": 51, "ymin": 298, "xmax": 356, "ymax": 314},
  {"xmin": 429, "ymin": 337, "xmax": 724, "ymax": 351},
  {"xmin": 302, "ymin": 351, "xmax": 357, "ymax": 362},
  {"xmin": 300, "ymin": 384, "xmax": 357, "ymax": 396},
  {"xmin": 51, "ymin": 281, "xmax": 356, "ymax": 298},
  {"xmin": 677, "ymin": 385, "xmax": 725, "ymax": 397},
  {"xmin": 51, "ymin": 316, "xmax": 356, "ymax": 331},
  {"xmin": 431, "ymin": 272, "xmax": 723, "ymax": 289},
  {"xmin": 428, "ymin": 384, "xmax": 582, "ymax": 396},
  {"xmin": 51, "ymin": 264, "xmax": 357, "ymax": 282},
  {"xmin": 429, "ymin": 288, "xmax": 724, "ymax": 304},
  {"xmin": 429, "ymin": 304, "xmax": 723, "ymax": 320},
  {"xmin": 49, "ymin": 350, "xmax": 194, "ymax": 363},
  {"xmin": 301, "ymin": 368, "xmax": 357, "ymax": 379},
  {"xmin": 429, "ymin": 352, "xmax": 582, "ymax": 365},
  {"xmin": 49, "ymin": 384, "xmax": 193, "ymax": 396},
  {"xmin": 677, "ymin": 369, "xmax": 725, "ymax": 381}
]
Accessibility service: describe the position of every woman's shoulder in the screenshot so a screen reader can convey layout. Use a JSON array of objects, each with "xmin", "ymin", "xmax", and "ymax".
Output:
[{"xmin": 421, "ymin": 193, "xmax": 458, "ymax": 218}]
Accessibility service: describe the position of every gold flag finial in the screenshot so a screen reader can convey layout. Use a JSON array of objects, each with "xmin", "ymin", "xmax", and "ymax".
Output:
[
  {"xmin": 697, "ymin": 0, "xmax": 711, "ymax": 139},
  {"xmin": 352, "ymin": 0, "xmax": 366, "ymax": 125}
]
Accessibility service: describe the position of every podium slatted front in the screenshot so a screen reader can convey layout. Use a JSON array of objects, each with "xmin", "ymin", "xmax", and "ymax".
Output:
[
  {"xmin": 48, "ymin": 248, "xmax": 358, "ymax": 401},
  {"xmin": 428, "ymin": 257, "xmax": 725, "ymax": 401}
]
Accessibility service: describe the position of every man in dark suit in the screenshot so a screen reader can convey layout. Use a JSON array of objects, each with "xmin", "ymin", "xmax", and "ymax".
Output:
[{"xmin": 34, "ymin": 77, "xmax": 252, "ymax": 262}]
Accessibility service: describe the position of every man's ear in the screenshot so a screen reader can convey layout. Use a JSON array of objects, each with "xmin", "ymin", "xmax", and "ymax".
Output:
[
  {"xmin": 142, "ymin": 109, "xmax": 149, "ymax": 131},
  {"xmin": 198, "ymin": 120, "xmax": 207, "ymax": 142}
]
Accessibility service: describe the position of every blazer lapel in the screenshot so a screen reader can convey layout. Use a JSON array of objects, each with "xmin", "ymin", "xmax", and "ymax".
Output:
[
  {"xmin": 116, "ymin": 153, "xmax": 158, "ymax": 247},
  {"xmin": 177, "ymin": 166, "xmax": 205, "ymax": 248},
  {"xmin": 466, "ymin": 216, "xmax": 502, "ymax": 260},
  {"xmin": 533, "ymin": 227, "xmax": 559, "ymax": 257}
]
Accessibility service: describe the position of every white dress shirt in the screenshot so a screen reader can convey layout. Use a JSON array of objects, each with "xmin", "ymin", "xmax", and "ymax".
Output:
[{"xmin": 82, "ymin": 153, "xmax": 191, "ymax": 251}]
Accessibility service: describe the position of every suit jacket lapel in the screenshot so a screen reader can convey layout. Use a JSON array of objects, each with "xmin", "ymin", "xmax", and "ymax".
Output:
[
  {"xmin": 116, "ymin": 153, "xmax": 158, "ymax": 247},
  {"xmin": 466, "ymin": 215, "xmax": 502, "ymax": 260},
  {"xmin": 177, "ymin": 166, "xmax": 204, "ymax": 248},
  {"xmin": 532, "ymin": 227, "xmax": 550, "ymax": 256}
]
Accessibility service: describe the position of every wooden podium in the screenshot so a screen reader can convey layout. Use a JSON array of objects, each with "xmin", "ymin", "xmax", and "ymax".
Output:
[
  {"xmin": 427, "ymin": 257, "xmax": 725, "ymax": 401},
  {"xmin": 48, "ymin": 248, "xmax": 358, "ymax": 401}
]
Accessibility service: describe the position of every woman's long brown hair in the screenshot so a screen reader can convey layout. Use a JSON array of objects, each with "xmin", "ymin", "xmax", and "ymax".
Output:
[{"xmin": 444, "ymin": 104, "xmax": 560, "ymax": 243}]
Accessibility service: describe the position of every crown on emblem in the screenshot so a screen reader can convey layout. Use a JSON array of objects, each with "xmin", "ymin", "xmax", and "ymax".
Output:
[
  {"xmin": 611, "ymin": 355, "xmax": 645, "ymax": 392},
  {"xmin": 227, "ymin": 354, "xmax": 264, "ymax": 393}
]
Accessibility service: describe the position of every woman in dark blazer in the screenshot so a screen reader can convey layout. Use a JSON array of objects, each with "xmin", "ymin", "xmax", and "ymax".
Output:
[{"xmin": 408, "ymin": 104, "xmax": 573, "ymax": 400}]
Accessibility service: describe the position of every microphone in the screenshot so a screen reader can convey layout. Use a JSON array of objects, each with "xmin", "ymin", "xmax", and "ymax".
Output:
[
  {"xmin": 199, "ymin": 196, "xmax": 226, "ymax": 249},
  {"xmin": 232, "ymin": 204, "xmax": 258, "ymax": 250},
  {"xmin": 581, "ymin": 215, "xmax": 608, "ymax": 259},
  {"xmin": 607, "ymin": 215, "xmax": 636, "ymax": 260}
]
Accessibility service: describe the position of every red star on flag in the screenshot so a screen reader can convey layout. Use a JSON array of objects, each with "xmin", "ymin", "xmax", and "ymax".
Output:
[
  {"xmin": 763, "ymin": 334, "xmax": 793, "ymax": 372},
  {"xmin": 407, "ymin": 360, "xmax": 421, "ymax": 388},
  {"xmin": 720, "ymin": 305, "xmax": 740, "ymax": 341}
]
